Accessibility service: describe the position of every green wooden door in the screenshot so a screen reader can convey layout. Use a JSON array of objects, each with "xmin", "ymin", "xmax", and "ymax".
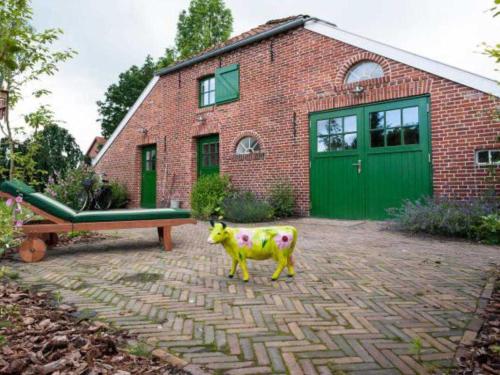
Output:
[
  {"xmin": 141, "ymin": 145, "xmax": 157, "ymax": 208},
  {"xmin": 310, "ymin": 96, "xmax": 431, "ymax": 219},
  {"xmin": 197, "ymin": 135, "xmax": 220, "ymax": 177}
]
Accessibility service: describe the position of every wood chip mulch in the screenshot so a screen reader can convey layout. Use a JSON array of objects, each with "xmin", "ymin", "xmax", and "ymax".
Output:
[
  {"xmin": 0, "ymin": 282, "xmax": 191, "ymax": 375},
  {"xmin": 455, "ymin": 272, "xmax": 500, "ymax": 375}
]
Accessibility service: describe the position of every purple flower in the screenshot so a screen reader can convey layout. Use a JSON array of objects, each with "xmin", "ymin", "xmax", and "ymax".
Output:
[
  {"xmin": 15, "ymin": 196, "xmax": 23, "ymax": 204},
  {"xmin": 5, "ymin": 198, "xmax": 13, "ymax": 207},
  {"xmin": 236, "ymin": 230, "xmax": 253, "ymax": 248},
  {"xmin": 15, "ymin": 220, "xmax": 23, "ymax": 228},
  {"xmin": 275, "ymin": 232, "xmax": 293, "ymax": 249}
]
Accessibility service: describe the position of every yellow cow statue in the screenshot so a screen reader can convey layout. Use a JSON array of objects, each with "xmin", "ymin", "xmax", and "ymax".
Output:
[{"xmin": 207, "ymin": 221, "xmax": 297, "ymax": 281}]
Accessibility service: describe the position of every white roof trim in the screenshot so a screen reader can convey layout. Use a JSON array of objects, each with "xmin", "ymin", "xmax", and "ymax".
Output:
[
  {"xmin": 305, "ymin": 19, "xmax": 500, "ymax": 97},
  {"xmin": 92, "ymin": 76, "xmax": 160, "ymax": 166}
]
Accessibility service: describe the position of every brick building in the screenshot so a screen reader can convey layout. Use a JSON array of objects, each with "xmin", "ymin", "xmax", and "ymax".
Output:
[
  {"xmin": 85, "ymin": 136, "xmax": 106, "ymax": 161},
  {"xmin": 93, "ymin": 15, "xmax": 499, "ymax": 219}
]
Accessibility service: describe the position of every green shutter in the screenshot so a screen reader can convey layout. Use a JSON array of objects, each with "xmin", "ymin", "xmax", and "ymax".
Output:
[{"xmin": 215, "ymin": 64, "xmax": 239, "ymax": 104}]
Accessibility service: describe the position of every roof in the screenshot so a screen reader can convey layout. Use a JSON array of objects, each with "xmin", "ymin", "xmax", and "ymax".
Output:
[
  {"xmin": 305, "ymin": 19, "xmax": 500, "ymax": 97},
  {"xmin": 85, "ymin": 136, "xmax": 106, "ymax": 157},
  {"xmin": 156, "ymin": 15, "xmax": 314, "ymax": 77},
  {"xmin": 93, "ymin": 16, "xmax": 499, "ymax": 166}
]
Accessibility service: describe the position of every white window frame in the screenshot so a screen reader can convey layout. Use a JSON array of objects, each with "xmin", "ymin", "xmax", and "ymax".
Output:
[{"xmin": 475, "ymin": 149, "xmax": 500, "ymax": 166}]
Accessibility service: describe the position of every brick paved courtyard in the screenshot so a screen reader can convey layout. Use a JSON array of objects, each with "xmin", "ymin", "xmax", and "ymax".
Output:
[{"xmin": 5, "ymin": 219, "xmax": 499, "ymax": 374}]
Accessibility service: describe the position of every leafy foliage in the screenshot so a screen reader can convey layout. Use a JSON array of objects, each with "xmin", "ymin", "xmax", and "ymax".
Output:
[
  {"xmin": 0, "ymin": 196, "xmax": 33, "ymax": 257},
  {"xmin": 31, "ymin": 124, "xmax": 82, "ymax": 185},
  {"xmin": 388, "ymin": 196, "xmax": 499, "ymax": 242},
  {"xmin": 0, "ymin": 0, "xmax": 76, "ymax": 179},
  {"xmin": 473, "ymin": 214, "xmax": 500, "ymax": 244},
  {"xmin": 45, "ymin": 165, "xmax": 95, "ymax": 210},
  {"xmin": 268, "ymin": 182, "xmax": 296, "ymax": 218},
  {"xmin": 109, "ymin": 181, "xmax": 129, "ymax": 209},
  {"xmin": 96, "ymin": 56, "xmax": 158, "ymax": 138},
  {"xmin": 190, "ymin": 174, "xmax": 231, "ymax": 219},
  {"xmin": 97, "ymin": 0, "xmax": 233, "ymax": 137},
  {"xmin": 175, "ymin": 0, "xmax": 233, "ymax": 59},
  {"xmin": 222, "ymin": 191, "xmax": 274, "ymax": 223}
]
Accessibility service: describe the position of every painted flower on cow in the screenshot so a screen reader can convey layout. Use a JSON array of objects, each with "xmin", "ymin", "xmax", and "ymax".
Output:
[
  {"xmin": 236, "ymin": 230, "xmax": 253, "ymax": 248},
  {"xmin": 275, "ymin": 232, "xmax": 293, "ymax": 249}
]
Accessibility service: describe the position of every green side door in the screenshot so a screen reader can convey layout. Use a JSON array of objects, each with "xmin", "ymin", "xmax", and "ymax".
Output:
[
  {"xmin": 197, "ymin": 135, "xmax": 220, "ymax": 177},
  {"xmin": 141, "ymin": 145, "xmax": 156, "ymax": 208},
  {"xmin": 310, "ymin": 96, "xmax": 431, "ymax": 219}
]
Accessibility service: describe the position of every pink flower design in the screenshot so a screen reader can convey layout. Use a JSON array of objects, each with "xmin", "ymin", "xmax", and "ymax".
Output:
[
  {"xmin": 15, "ymin": 196, "xmax": 23, "ymax": 204},
  {"xmin": 15, "ymin": 220, "xmax": 23, "ymax": 228},
  {"xmin": 5, "ymin": 198, "xmax": 13, "ymax": 207},
  {"xmin": 236, "ymin": 230, "xmax": 253, "ymax": 248},
  {"xmin": 275, "ymin": 232, "xmax": 293, "ymax": 249}
]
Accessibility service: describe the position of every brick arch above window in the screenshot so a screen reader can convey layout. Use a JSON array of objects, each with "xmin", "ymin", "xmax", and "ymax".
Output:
[
  {"xmin": 231, "ymin": 131, "xmax": 266, "ymax": 161},
  {"xmin": 335, "ymin": 52, "xmax": 391, "ymax": 87}
]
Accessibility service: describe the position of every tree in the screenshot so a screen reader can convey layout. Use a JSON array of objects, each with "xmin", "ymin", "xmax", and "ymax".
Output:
[
  {"xmin": 97, "ymin": 0, "xmax": 233, "ymax": 137},
  {"xmin": 0, "ymin": 0, "xmax": 76, "ymax": 179},
  {"xmin": 96, "ymin": 55, "xmax": 157, "ymax": 138},
  {"xmin": 175, "ymin": 0, "xmax": 233, "ymax": 60},
  {"xmin": 31, "ymin": 123, "xmax": 82, "ymax": 184}
]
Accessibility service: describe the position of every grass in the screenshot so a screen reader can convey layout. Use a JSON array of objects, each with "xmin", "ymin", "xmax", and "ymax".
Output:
[
  {"xmin": 0, "ymin": 266, "xmax": 19, "ymax": 280},
  {"xmin": 410, "ymin": 337, "xmax": 423, "ymax": 361},
  {"xmin": 126, "ymin": 342, "xmax": 152, "ymax": 357},
  {"xmin": 0, "ymin": 335, "xmax": 6, "ymax": 347}
]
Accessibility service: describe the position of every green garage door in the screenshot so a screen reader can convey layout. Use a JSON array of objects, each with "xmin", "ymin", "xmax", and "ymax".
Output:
[{"xmin": 310, "ymin": 96, "xmax": 431, "ymax": 220}]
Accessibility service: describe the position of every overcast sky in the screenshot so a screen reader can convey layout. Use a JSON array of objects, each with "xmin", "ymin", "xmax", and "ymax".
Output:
[{"xmin": 11, "ymin": 0, "xmax": 499, "ymax": 152}]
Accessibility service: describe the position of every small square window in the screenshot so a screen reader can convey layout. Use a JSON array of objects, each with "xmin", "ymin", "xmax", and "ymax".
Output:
[
  {"xmin": 476, "ymin": 149, "xmax": 500, "ymax": 166},
  {"xmin": 199, "ymin": 76, "xmax": 215, "ymax": 107}
]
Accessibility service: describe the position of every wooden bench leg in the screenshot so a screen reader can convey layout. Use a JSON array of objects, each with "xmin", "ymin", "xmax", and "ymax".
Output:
[
  {"xmin": 19, "ymin": 236, "xmax": 47, "ymax": 263},
  {"xmin": 161, "ymin": 225, "xmax": 172, "ymax": 251}
]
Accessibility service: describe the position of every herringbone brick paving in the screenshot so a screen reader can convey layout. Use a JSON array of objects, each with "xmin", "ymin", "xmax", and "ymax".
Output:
[{"xmin": 5, "ymin": 219, "xmax": 499, "ymax": 374}]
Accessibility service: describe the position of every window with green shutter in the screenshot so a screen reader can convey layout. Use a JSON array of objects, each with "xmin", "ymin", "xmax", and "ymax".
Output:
[
  {"xmin": 215, "ymin": 64, "xmax": 239, "ymax": 104},
  {"xmin": 199, "ymin": 75, "xmax": 215, "ymax": 107}
]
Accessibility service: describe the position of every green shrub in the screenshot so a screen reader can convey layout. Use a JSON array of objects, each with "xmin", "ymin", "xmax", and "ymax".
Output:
[
  {"xmin": 473, "ymin": 214, "xmax": 500, "ymax": 244},
  {"xmin": 388, "ymin": 196, "xmax": 499, "ymax": 241},
  {"xmin": 190, "ymin": 174, "xmax": 231, "ymax": 219},
  {"xmin": 45, "ymin": 165, "xmax": 95, "ymax": 210},
  {"xmin": 0, "ymin": 197, "xmax": 33, "ymax": 257},
  {"xmin": 268, "ymin": 181, "xmax": 295, "ymax": 218},
  {"xmin": 110, "ymin": 182, "xmax": 129, "ymax": 208},
  {"xmin": 222, "ymin": 191, "xmax": 274, "ymax": 223}
]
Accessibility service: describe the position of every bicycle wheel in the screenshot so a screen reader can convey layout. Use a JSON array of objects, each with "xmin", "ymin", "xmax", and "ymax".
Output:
[
  {"xmin": 76, "ymin": 190, "xmax": 89, "ymax": 211},
  {"xmin": 95, "ymin": 187, "xmax": 113, "ymax": 210}
]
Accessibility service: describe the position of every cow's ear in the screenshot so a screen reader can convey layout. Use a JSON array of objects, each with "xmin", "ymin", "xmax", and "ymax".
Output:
[
  {"xmin": 209, "ymin": 220, "xmax": 215, "ymax": 227},
  {"xmin": 220, "ymin": 221, "xmax": 227, "ymax": 230}
]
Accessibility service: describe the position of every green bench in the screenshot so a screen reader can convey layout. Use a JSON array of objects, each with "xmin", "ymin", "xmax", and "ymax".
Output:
[{"xmin": 0, "ymin": 180, "xmax": 196, "ymax": 262}]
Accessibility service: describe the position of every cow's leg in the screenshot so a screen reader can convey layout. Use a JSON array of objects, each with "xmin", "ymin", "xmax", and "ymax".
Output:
[
  {"xmin": 271, "ymin": 259, "xmax": 287, "ymax": 281},
  {"xmin": 239, "ymin": 260, "xmax": 250, "ymax": 282},
  {"xmin": 229, "ymin": 258, "xmax": 238, "ymax": 278},
  {"xmin": 287, "ymin": 255, "xmax": 295, "ymax": 277}
]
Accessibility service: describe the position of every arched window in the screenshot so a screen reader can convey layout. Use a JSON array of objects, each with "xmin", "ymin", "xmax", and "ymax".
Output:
[
  {"xmin": 236, "ymin": 136, "xmax": 261, "ymax": 155},
  {"xmin": 345, "ymin": 61, "xmax": 384, "ymax": 84}
]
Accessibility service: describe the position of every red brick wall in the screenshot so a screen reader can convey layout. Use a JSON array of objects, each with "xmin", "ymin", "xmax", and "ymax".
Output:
[{"xmin": 95, "ymin": 27, "xmax": 499, "ymax": 213}]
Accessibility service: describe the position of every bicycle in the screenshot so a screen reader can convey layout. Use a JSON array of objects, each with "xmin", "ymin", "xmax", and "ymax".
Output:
[{"xmin": 76, "ymin": 173, "xmax": 113, "ymax": 211}]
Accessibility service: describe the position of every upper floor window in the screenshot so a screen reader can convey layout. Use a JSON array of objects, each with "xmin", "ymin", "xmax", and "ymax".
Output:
[
  {"xmin": 345, "ymin": 61, "xmax": 384, "ymax": 84},
  {"xmin": 236, "ymin": 136, "xmax": 261, "ymax": 155},
  {"xmin": 199, "ymin": 76, "xmax": 215, "ymax": 107},
  {"xmin": 476, "ymin": 149, "xmax": 500, "ymax": 166},
  {"xmin": 198, "ymin": 64, "xmax": 240, "ymax": 108}
]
